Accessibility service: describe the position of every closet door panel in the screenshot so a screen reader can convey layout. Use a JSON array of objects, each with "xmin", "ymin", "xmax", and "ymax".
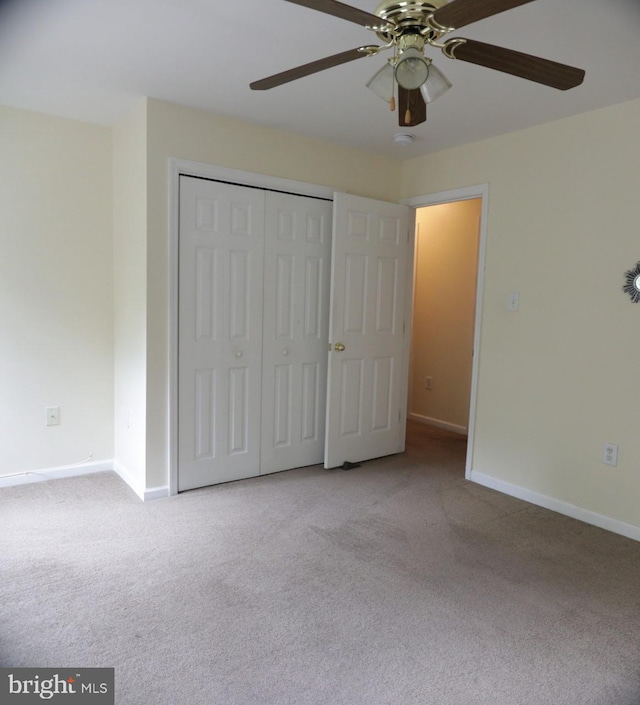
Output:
[
  {"xmin": 260, "ymin": 193, "xmax": 332, "ymax": 474},
  {"xmin": 324, "ymin": 193, "xmax": 410, "ymax": 469},
  {"xmin": 178, "ymin": 177, "xmax": 265, "ymax": 491},
  {"xmin": 179, "ymin": 178, "xmax": 332, "ymax": 490}
]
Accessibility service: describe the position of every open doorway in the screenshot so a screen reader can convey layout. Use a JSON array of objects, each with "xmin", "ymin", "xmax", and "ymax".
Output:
[{"xmin": 407, "ymin": 198, "xmax": 482, "ymax": 471}]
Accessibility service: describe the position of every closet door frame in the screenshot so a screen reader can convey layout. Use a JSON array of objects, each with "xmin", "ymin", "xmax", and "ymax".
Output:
[{"xmin": 168, "ymin": 158, "xmax": 333, "ymax": 496}]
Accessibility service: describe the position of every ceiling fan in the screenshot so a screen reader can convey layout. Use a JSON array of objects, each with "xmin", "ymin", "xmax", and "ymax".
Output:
[{"xmin": 250, "ymin": 0, "xmax": 585, "ymax": 127}]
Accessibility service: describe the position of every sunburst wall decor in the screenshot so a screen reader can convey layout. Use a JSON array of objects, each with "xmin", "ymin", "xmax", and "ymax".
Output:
[{"xmin": 622, "ymin": 262, "xmax": 640, "ymax": 303}]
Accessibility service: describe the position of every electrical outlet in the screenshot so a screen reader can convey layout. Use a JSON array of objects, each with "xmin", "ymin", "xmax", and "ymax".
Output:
[
  {"xmin": 45, "ymin": 406, "xmax": 60, "ymax": 426},
  {"xmin": 603, "ymin": 443, "xmax": 618, "ymax": 467},
  {"xmin": 425, "ymin": 376, "xmax": 433, "ymax": 390},
  {"xmin": 508, "ymin": 292, "xmax": 520, "ymax": 311}
]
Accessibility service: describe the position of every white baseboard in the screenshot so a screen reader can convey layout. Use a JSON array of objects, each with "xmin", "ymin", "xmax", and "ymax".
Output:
[
  {"xmin": 0, "ymin": 459, "xmax": 169, "ymax": 502},
  {"xmin": 470, "ymin": 470, "xmax": 640, "ymax": 543},
  {"xmin": 143, "ymin": 485, "xmax": 170, "ymax": 501},
  {"xmin": 112, "ymin": 460, "xmax": 143, "ymax": 500},
  {"xmin": 0, "ymin": 460, "xmax": 113, "ymax": 489},
  {"xmin": 112, "ymin": 461, "xmax": 169, "ymax": 502},
  {"xmin": 408, "ymin": 412, "xmax": 468, "ymax": 436}
]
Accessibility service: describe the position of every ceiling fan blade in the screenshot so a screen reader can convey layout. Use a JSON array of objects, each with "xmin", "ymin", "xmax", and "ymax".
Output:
[
  {"xmin": 250, "ymin": 47, "xmax": 371, "ymax": 90},
  {"xmin": 446, "ymin": 39, "xmax": 585, "ymax": 90},
  {"xmin": 431, "ymin": 0, "xmax": 536, "ymax": 30},
  {"xmin": 283, "ymin": 0, "xmax": 383, "ymax": 27},
  {"xmin": 398, "ymin": 87, "xmax": 427, "ymax": 127}
]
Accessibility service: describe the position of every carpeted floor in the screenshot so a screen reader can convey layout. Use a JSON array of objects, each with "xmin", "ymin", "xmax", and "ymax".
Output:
[{"xmin": 2, "ymin": 422, "xmax": 640, "ymax": 704}]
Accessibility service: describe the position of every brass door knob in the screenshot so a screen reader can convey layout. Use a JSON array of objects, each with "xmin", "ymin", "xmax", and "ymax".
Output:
[{"xmin": 334, "ymin": 343, "xmax": 346, "ymax": 352}]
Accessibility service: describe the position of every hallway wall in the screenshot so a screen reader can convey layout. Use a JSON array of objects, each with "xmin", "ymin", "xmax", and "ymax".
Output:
[{"xmin": 410, "ymin": 199, "xmax": 481, "ymax": 433}]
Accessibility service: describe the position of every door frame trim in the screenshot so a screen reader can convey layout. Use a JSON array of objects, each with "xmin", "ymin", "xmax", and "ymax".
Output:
[
  {"xmin": 168, "ymin": 159, "xmax": 334, "ymax": 495},
  {"xmin": 402, "ymin": 183, "xmax": 489, "ymax": 481}
]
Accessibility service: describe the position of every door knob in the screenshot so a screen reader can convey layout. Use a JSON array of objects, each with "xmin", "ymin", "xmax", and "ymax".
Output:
[{"xmin": 334, "ymin": 343, "xmax": 346, "ymax": 352}]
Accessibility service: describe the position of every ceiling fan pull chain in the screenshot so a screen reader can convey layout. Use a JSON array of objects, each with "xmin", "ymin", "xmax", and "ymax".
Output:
[
  {"xmin": 405, "ymin": 107, "xmax": 412, "ymax": 124},
  {"xmin": 390, "ymin": 46, "xmax": 397, "ymax": 112}
]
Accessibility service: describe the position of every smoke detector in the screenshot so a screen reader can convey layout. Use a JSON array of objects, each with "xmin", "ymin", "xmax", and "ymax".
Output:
[{"xmin": 393, "ymin": 133, "xmax": 414, "ymax": 146}]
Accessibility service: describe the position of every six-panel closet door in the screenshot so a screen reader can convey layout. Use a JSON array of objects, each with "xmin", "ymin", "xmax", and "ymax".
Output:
[
  {"xmin": 178, "ymin": 177, "xmax": 266, "ymax": 491},
  {"xmin": 260, "ymin": 192, "xmax": 332, "ymax": 474},
  {"xmin": 178, "ymin": 175, "xmax": 332, "ymax": 491}
]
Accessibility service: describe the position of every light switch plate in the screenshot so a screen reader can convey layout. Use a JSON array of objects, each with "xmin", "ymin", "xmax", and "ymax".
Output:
[{"xmin": 45, "ymin": 406, "xmax": 60, "ymax": 426}]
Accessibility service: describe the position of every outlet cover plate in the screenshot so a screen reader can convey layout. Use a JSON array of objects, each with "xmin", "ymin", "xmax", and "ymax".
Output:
[{"xmin": 603, "ymin": 443, "xmax": 618, "ymax": 466}]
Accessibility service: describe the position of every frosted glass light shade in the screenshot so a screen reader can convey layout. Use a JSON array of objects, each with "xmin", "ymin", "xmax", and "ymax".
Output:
[
  {"xmin": 366, "ymin": 62, "xmax": 395, "ymax": 104},
  {"xmin": 419, "ymin": 63, "xmax": 452, "ymax": 103},
  {"xmin": 394, "ymin": 48, "xmax": 430, "ymax": 90}
]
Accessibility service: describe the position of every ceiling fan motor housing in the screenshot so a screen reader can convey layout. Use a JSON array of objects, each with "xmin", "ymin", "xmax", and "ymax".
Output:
[{"xmin": 374, "ymin": 0, "xmax": 448, "ymax": 43}]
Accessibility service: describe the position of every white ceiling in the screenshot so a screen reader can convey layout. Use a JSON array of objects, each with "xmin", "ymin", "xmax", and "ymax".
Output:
[{"xmin": 1, "ymin": 0, "xmax": 640, "ymax": 159}]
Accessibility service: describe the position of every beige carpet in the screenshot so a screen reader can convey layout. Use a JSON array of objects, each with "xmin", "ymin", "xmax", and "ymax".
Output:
[{"xmin": 2, "ymin": 422, "xmax": 640, "ymax": 704}]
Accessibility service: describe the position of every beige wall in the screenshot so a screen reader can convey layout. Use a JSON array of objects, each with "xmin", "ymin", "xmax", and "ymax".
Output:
[
  {"xmin": 410, "ymin": 199, "xmax": 481, "ymax": 431},
  {"xmin": 143, "ymin": 99, "xmax": 403, "ymax": 489},
  {"xmin": 4, "ymin": 95, "xmax": 640, "ymax": 536},
  {"xmin": 112, "ymin": 100, "xmax": 148, "ymax": 494},
  {"xmin": 401, "ymin": 98, "xmax": 640, "ymax": 530},
  {"xmin": 0, "ymin": 106, "xmax": 113, "ymax": 474}
]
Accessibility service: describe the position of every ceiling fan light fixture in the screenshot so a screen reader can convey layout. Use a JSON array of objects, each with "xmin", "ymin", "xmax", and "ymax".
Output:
[
  {"xmin": 419, "ymin": 62, "xmax": 452, "ymax": 103},
  {"xmin": 395, "ymin": 47, "xmax": 430, "ymax": 90},
  {"xmin": 366, "ymin": 61, "xmax": 395, "ymax": 104}
]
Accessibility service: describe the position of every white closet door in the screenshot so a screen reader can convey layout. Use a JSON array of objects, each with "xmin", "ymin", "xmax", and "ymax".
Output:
[
  {"xmin": 178, "ymin": 176, "xmax": 265, "ymax": 491},
  {"xmin": 260, "ymin": 192, "xmax": 332, "ymax": 474},
  {"xmin": 324, "ymin": 192, "xmax": 411, "ymax": 469}
]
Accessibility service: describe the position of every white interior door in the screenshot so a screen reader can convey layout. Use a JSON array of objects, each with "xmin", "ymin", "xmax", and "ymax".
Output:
[
  {"xmin": 260, "ymin": 192, "xmax": 332, "ymax": 474},
  {"xmin": 324, "ymin": 192, "xmax": 411, "ymax": 469},
  {"xmin": 179, "ymin": 178, "xmax": 410, "ymax": 488},
  {"xmin": 178, "ymin": 176, "xmax": 265, "ymax": 491}
]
